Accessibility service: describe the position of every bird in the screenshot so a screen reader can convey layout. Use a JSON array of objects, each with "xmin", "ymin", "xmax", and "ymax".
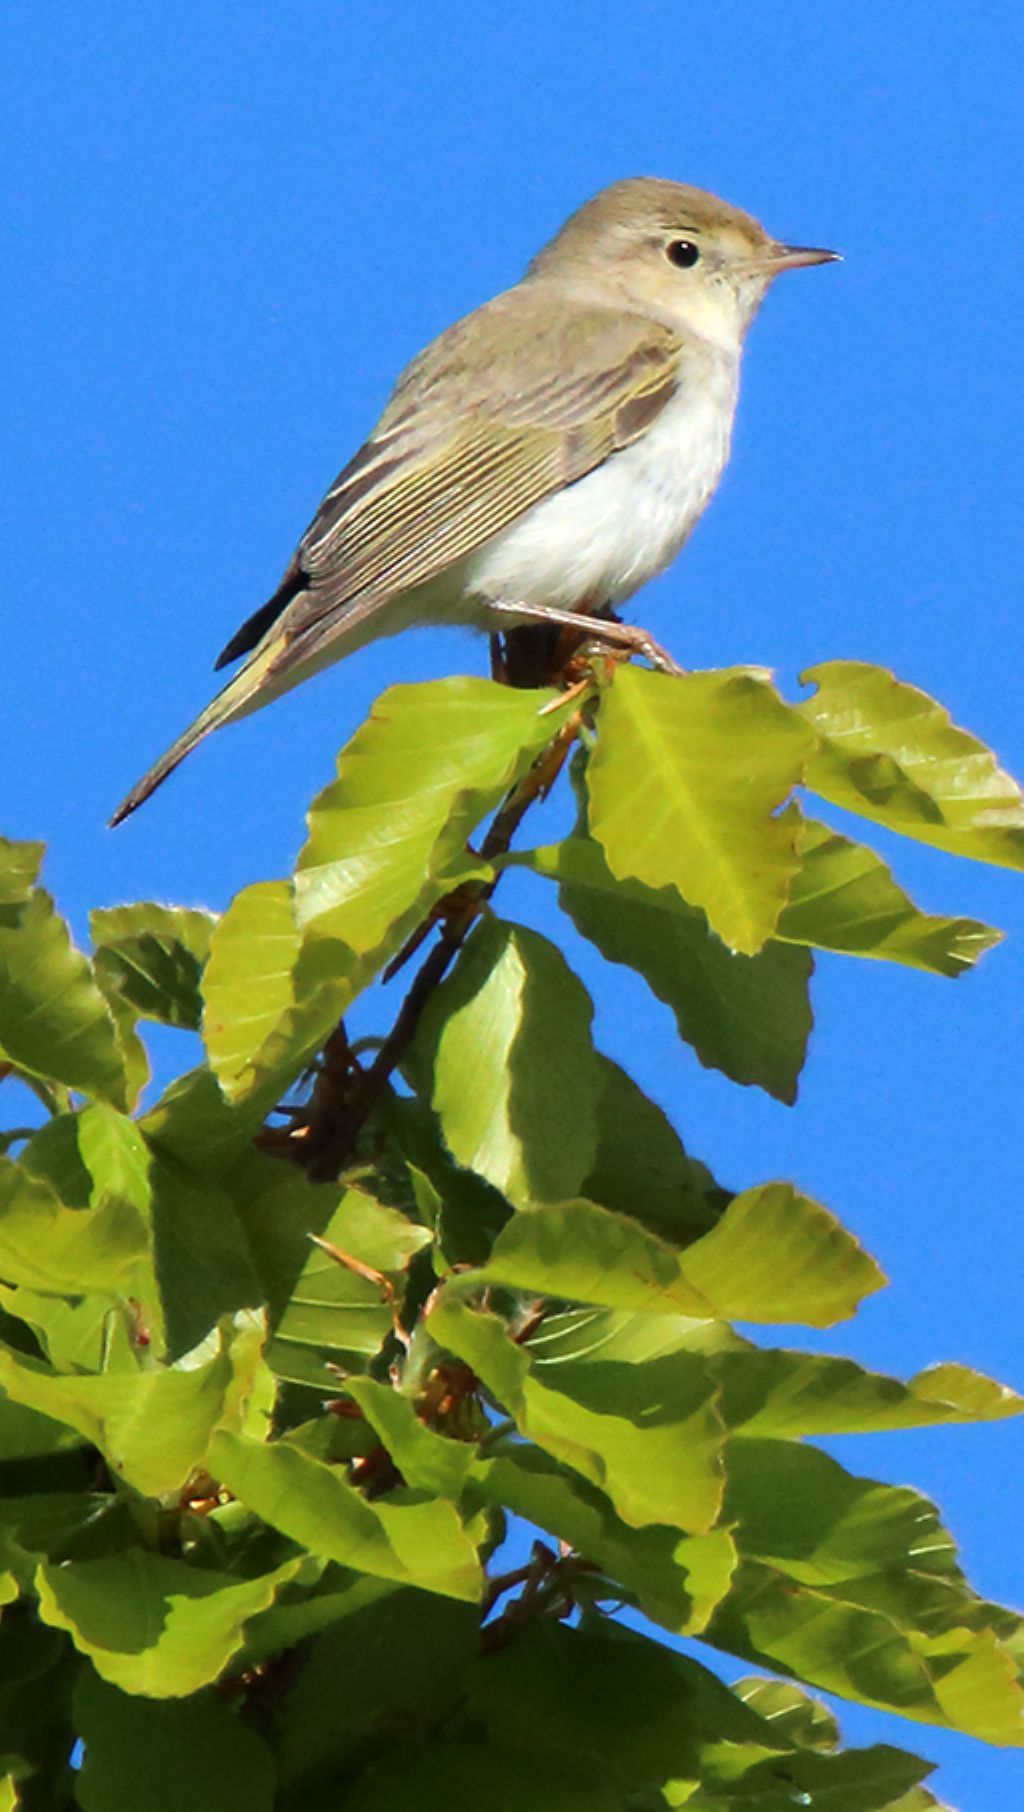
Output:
[{"xmin": 110, "ymin": 177, "xmax": 837, "ymax": 824}]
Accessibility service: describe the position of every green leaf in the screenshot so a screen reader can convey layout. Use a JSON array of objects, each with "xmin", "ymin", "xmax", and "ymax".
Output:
[
  {"xmin": 381, "ymin": 1092, "xmax": 513, "ymax": 1266},
  {"xmin": 141, "ymin": 1067, "xmax": 268, "ymax": 1180},
  {"xmin": 469, "ymin": 1620, "xmax": 932, "ymax": 1811},
  {"xmin": 77, "ymin": 1103, "xmax": 152, "ymax": 1214},
  {"xmin": 294, "ymin": 676, "xmax": 569, "ymax": 949},
  {"xmin": 0, "ymin": 1395, "xmax": 87, "ymax": 1463},
  {"xmin": 431, "ymin": 1297, "xmax": 725, "ymax": 1534},
  {"xmin": 202, "ymin": 681, "xmax": 573, "ymax": 1105},
  {"xmin": 0, "ymin": 1604, "xmax": 79, "ymax": 1803},
  {"xmin": 201, "ymin": 880, "xmax": 354, "ymax": 1104},
  {"xmin": 268, "ymin": 1584, "xmax": 478, "ymax": 1790},
  {"xmin": 462, "ymin": 1186, "xmax": 884, "ymax": 1327},
  {"xmin": 37, "ymin": 1550, "xmax": 300, "ymax": 1695},
  {"xmin": 690, "ymin": 1740, "xmax": 934, "ymax": 1812},
  {"xmin": 587, "ymin": 666, "xmax": 815, "ymax": 954},
  {"xmin": 581, "ymin": 1054, "xmax": 721, "ymax": 1244},
  {"xmin": 710, "ymin": 1345, "xmax": 1024, "ymax": 1438},
  {"xmin": 0, "ymin": 891, "xmax": 127, "ymax": 1105},
  {"xmin": 472, "ymin": 1447, "xmax": 724, "ymax": 1634},
  {"xmin": 0, "ymin": 837, "xmax": 45, "ymax": 914},
  {"xmin": 706, "ymin": 1440, "xmax": 1024, "ymax": 1743},
  {"xmin": 74, "ymin": 1670, "xmax": 275, "ymax": 1812},
  {"xmin": 733, "ymin": 1676, "xmax": 841, "ymax": 1751},
  {"xmin": 148, "ymin": 1153, "xmax": 262, "ymax": 1359},
  {"xmin": 343, "ymin": 1377, "xmax": 476, "ymax": 1497},
  {"xmin": 342, "ymin": 1740, "xmax": 623, "ymax": 1812},
  {"xmin": 515, "ymin": 834, "xmax": 813, "ymax": 1101},
  {"xmin": 0, "ymin": 1157, "xmax": 149, "ymax": 1297},
  {"xmin": 410, "ymin": 919, "xmax": 601, "ymax": 1206},
  {"xmin": 0, "ymin": 1318, "xmax": 265, "ymax": 1496},
  {"xmin": 675, "ymin": 1182, "xmax": 886, "ymax": 1327},
  {"xmin": 466, "ymin": 1201, "xmax": 714, "ymax": 1316},
  {"xmin": 90, "ymin": 901, "xmax": 216, "ymax": 1030},
  {"xmin": 777, "ymin": 818, "xmax": 1001, "ymax": 975},
  {"xmin": 210, "ymin": 1429, "xmax": 483, "ymax": 1601},
  {"xmin": 267, "ymin": 1183, "xmax": 430, "ymax": 1387},
  {"xmin": 0, "ymin": 1283, "xmax": 117, "ymax": 1374},
  {"xmin": 797, "ymin": 661, "xmax": 1024, "ymax": 868},
  {"xmin": 18, "ymin": 1114, "xmax": 92, "ymax": 1204}
]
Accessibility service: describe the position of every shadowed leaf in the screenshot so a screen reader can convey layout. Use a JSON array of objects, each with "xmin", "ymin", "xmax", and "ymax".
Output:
[
  {"xmin": 512, "ymin": 834, "xmax": 813, "ymax": 1101},
  {"xmin": 90, "ymin": 901, "xmax": 216, "ymax": 1031},
  {"xmin": 74, "ymin": 1669, "xmax": 275, "ymax": 1811}
]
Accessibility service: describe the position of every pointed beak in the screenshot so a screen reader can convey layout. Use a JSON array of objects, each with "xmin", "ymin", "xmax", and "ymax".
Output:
[{"xmin": 768, "ymin": 243, "xmax": 842, "ymax": 273}]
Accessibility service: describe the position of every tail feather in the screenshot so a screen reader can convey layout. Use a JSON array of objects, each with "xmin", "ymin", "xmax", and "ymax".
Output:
[{"xmin": 109, "ymin": 638, "xmax": 284, "ymax": 826}]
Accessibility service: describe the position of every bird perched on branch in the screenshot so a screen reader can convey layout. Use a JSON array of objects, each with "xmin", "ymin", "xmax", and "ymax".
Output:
[{"xmin": 111, "ymin": 177, "xmax": 836, "ymax": 824}]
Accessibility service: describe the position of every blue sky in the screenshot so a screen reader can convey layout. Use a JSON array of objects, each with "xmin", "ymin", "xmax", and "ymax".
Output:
[{"xmin": 4, "ymin": 3, "xmax": 1024, "ymax": 1799}]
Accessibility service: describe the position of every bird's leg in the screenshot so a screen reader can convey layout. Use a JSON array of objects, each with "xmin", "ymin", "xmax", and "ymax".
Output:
[{"xmin": 483, "ymin": 598, "xmax": 684, "ymax": 677}]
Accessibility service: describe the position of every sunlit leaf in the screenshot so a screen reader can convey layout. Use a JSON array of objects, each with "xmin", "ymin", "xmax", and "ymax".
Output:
[
  {"xmin": 76, "ymin": 1102, "xmax": 152, "ymax": 1214},
  {"xmin": 343, "ymin": 1377, "xmax": 475, "ymax": 1498},
  {"xmin": 0, "ymin": 836, "xmax": 45, "ymax": 914},
  {"xmin": 797, "ymin": 661, "xmax": 1024, "ymax": 868},
  {"xmin": 294, "ymin": 677, "xmax": 569, "ymax": 948},
  {"xmin": 201, "ymin": 880, "xmax": 354, "ymax": 1103},
  {"xmin": 210, "ymin": 1429, "xmax": 483, "ymax": 1601},
  {"xmin": 0, "ymin": 892, "xmax": 127, "ymax": 1104},
  {"xmin": 513, "ymin": 834, "xmax": 813, "ymax": 1101},
  {"xmin": 37, "ymin": 1549, "xmax": 300, "ymax": 1695},
  {"xmin": 463, "ymin": 1186, "xmax": 884, "ymax": 1327},
  {"xmin": 707, "ymin": 1440, "xmax": 1024, "ymax": 1743},
  {"xmin": 587, "ymin": 666, "xmax": 815, "ymax": 954},
  {"xmin": 0, "ymin": 1157, "xmax": 148, "ymax": 1297},
  {"xmin": 677, "ymin": 1183, "xmax": 886, "ymax": 1327},
  {"xmin": 431, "ymin": 1297, "xmax": 725, "ymax": 1533},
  {"xmin": 711, "ymin": 1344, "xmax": 1024, "ymax": 1438},
  {"xmin": 777, "ymin": 818, "xmax": 1000, "ymax": 974},
  {"xmin": 0, "ymin": 1318, "xmax": 264, "ymax": 1495},
  {"xmin": 410, "ymin": 919, "xmax": 601, "ymax": 1207}
]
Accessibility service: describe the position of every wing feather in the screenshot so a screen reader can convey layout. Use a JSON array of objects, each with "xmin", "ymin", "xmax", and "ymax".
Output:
[{"xmin": 236, "ymin": 289, "xmax": 682, "ymax": 677}]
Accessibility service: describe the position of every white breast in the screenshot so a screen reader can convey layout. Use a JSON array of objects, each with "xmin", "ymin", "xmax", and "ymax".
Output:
[{"xmin": 462, "ymin": 350, "xmax": 740, "ymax": 615}]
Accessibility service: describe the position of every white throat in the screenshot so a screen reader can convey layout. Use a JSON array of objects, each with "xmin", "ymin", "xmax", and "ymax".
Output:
[{"xmin": 660, "ymin": 274, "xmax": 767, "ymax": 354}]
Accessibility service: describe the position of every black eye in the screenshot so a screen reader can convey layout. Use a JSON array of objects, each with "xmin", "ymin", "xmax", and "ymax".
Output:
[{"xmin": 666, "ymin": 239, "xmax": 700, "ymax": 269}]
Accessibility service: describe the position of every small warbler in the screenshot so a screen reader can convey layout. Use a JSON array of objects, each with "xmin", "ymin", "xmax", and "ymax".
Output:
[{"xmin": 112, "ymin": 177, "xmax": 836, "ymax": 823}]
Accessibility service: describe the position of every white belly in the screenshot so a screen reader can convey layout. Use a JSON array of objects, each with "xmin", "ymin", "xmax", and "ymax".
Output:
[{"xmin": 462, "ymin": 353, "xmax": 739, "ymax": 614}]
